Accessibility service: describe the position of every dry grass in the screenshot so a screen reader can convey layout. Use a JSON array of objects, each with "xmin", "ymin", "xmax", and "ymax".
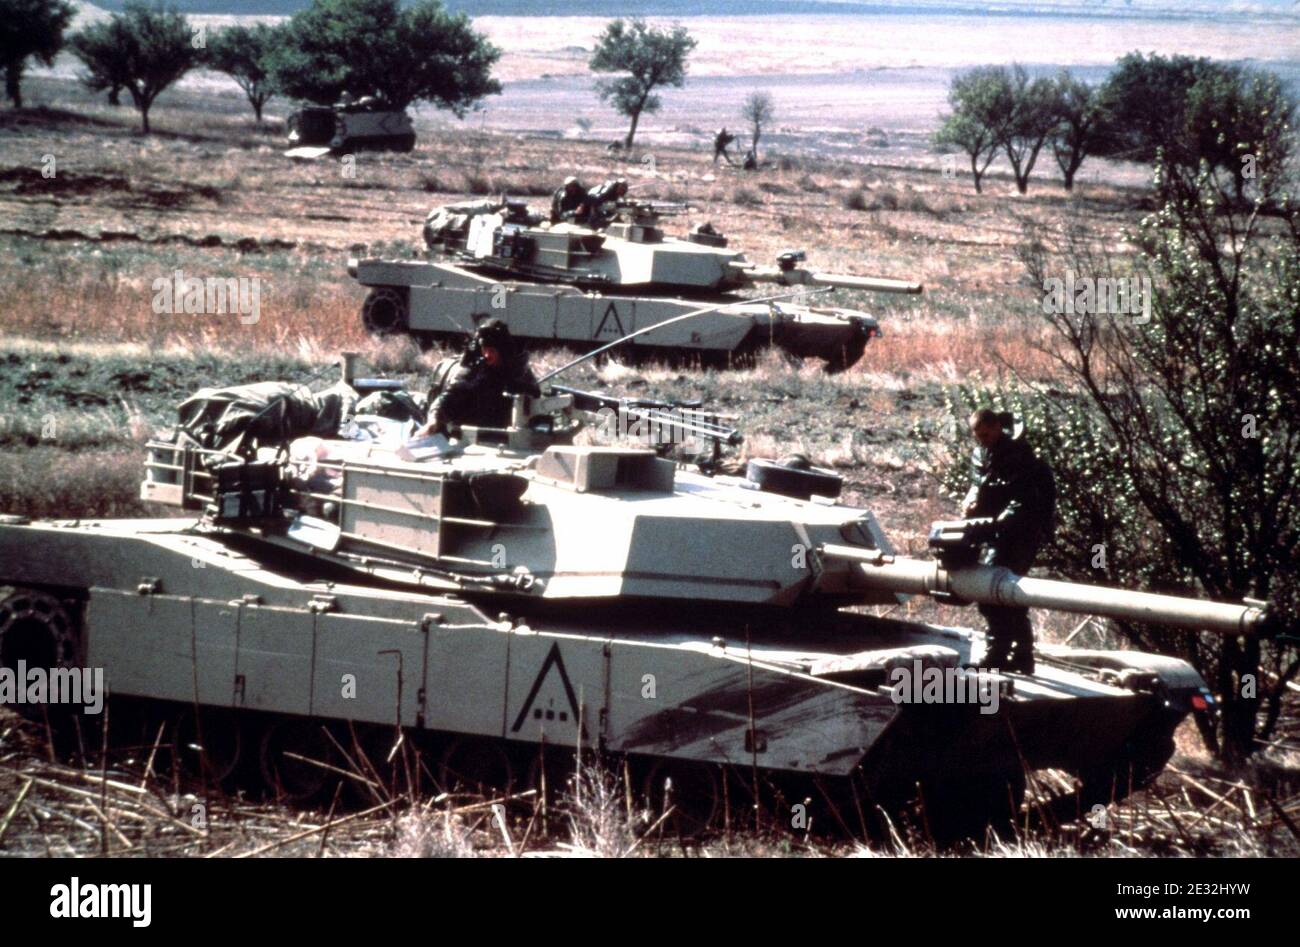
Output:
[
  {"xmin": 0, "ymin": 262, "xmax": 1060, "ymax": 383},
  {"xmin": 2, "ymin": 708, "xmax": 1295, "ymax": 859},
  {"xmin": 0, "ymin": 447, "xmax": 149, "ymax": 520}
]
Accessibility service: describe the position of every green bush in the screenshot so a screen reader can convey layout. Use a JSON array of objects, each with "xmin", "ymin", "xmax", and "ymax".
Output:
[{"xmin": 938, "ymin": 167, "xmax": 1300, "ymax": 763}]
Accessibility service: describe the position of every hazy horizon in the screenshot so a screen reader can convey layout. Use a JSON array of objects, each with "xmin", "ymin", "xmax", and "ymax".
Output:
[{"xmin": 78, "ymin": 0, "xmax": 1300, "ymax": 21}]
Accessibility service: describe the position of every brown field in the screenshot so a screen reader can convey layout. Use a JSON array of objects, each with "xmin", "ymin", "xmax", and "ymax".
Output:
[
  {"xmin": 0, "ymin": 76, "xmax": 1140, "ymax": 376},
  {"xmin": 1, "ymin": 77, "xmax": 1297, "ymax": 858}
]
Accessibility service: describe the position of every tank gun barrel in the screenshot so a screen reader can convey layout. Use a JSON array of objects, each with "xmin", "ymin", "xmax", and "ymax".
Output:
[
  {"xmin": 820, "ymin": 541, "xmax": 1272, "ymax": 637},
  {"xmin": 728, "ymin": 257, "xmax": 922, "ymax": 295}
]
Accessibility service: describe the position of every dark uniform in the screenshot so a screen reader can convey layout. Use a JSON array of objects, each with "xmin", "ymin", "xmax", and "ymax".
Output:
[
  {"xmin": 576, "ymin": 178, "xmax": 628, "ymax": 227},
  {"xmin": 423, "ymin": 321, "xmax": 540, "ymax": 434},
  {"xmin": 962, "ymin": 429, "xmax": 1056, "ymax": 673},
  {"xmin": 550, "ymin": 176, "xmax": 586, "ymax": 224},
  {"xmin": 713, "ymin": 128, "xmax": 736, "ymax": 164}
]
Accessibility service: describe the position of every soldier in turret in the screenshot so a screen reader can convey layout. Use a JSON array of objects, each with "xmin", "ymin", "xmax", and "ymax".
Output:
[
  {"xmin": 576, "ymin": 178, "xmax": 629, "ymax": 227},
  {"xmin": 961, "ymin": 408, "xmax": 1057, "ymax": 674},
  {"xmin": 416, "ymin": 319, "xmax": 540, "ymax": 437},
  {"xmin": 550, "ymin": 176, "xmax": 586, "ymax": 223}
]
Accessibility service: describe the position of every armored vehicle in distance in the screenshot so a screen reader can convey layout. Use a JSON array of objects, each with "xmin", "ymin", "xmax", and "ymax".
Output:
[
  {"xmin": 350, "ymin": 195, "xmax": 921, "ymax": 371},
  {"xmin": 285, "ymin": 96, "xmax": 416, "ymax": 159}
]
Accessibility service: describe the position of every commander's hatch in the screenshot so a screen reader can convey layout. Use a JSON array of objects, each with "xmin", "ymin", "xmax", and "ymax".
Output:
[{"xmin": 534, "ymin": 446, "xmax": 675, "ymax": 494}]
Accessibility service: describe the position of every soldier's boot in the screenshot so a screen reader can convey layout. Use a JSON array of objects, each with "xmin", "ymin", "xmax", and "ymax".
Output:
[
  {"xmin": 977, "ymin": 603, "xmax": 1011, "ymax": 670},
  {"xmin": 978, "ymin": 603, "xmax": 1035, "ymax": 674},
  {"xmin": 1005, "ymin": 608, "xmax": 1036, "ymax": 674}
]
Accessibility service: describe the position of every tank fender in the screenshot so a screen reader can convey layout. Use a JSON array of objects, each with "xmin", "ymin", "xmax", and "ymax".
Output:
[{"xmin": 1049, "ymin": 648, "xmax": 1213, "ymax": 712}]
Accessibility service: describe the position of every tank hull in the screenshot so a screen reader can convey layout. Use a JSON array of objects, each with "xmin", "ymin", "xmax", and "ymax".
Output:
[
  {"xmin": 351, "ymin": 259, "xmax": 877, "ymax": 370},
  {"xmin": 0, "ymin": 518, "xmax": 1198, "ymax": 830}
]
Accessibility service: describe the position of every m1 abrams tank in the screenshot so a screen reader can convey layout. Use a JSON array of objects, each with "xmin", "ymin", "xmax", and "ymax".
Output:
[
  {"xmin": 0, "ymin": 356, "xmax": 1281, "ymax": 841},
  {"xmin": 285, "ymin": 95, "xmax": 416, "ymax": 159},
  {"xmin": 349, "ymin": 193, "xmax": 921, "ymax": 371}
]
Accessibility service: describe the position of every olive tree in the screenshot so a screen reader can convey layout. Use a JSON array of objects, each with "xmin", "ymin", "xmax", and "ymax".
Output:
[
  {"xmin": 1, "ymin": 0, "xmax": 75, "ymax": 109},
  {"xmin": 1049, "ymin": 70, "xmax": 1104, "ymax": 191},
  {"xmin": 269, "ymin": 0, "xmax": 500, "ymax": 114},
  {"xmin": 206, "ymin": 22, "xmax": 282, "ymax": 124},
  {"xmin": 999, "ymin": 65, "xmax": 1060, "ymax": 194},
  {"xmin": 589, "ymin": 18, "xmax": 696, "ymax": 150},
  {"xmin": 70, "ymin": 1, "xmax": 200, "ymax": 133},
  {"xmin": 1097, "ymin": 52, "xmax": 1295, "ymax": 202},
  {"xmin": 934, "ymin": 66, "xmax": 1014, "ymax": 193}
]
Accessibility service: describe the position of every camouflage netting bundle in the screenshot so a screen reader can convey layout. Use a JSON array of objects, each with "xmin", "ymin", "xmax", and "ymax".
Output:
[
  {"xmin": 422, "ymin": 199, "xmax": 503, "ymax": 249},
  {"xmin": 177, "ymin": 380, "xmax": 358, "ymax": 455}
]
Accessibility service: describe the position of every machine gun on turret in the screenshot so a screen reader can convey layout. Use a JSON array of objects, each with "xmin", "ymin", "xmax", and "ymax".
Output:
[
  {"xmin": 549, "ymin": 383, "xmax": 741, "ymax": 465},
  {"xmin": 607, "ymin": 199, "xmax": 696, "ymax": 221}
]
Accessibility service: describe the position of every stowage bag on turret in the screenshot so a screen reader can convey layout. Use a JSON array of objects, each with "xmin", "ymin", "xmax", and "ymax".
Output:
[{"xmin": 177, "ymin": 381, "xmax": 358, "ymax": 455}]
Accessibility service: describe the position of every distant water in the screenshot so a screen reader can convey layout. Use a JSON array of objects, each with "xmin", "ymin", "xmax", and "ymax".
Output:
[{"xmin": 85, "ymin": 0, "xmax": 1300, "ymax": 21}]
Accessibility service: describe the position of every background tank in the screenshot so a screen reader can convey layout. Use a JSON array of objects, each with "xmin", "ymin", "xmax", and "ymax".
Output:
[
  {"xmin": 285, "ymin": 96, "xmax": 416, "ymax": 158},
  {"xmin": 0, "ymin": 357, "xmax": 1282, "ymax": 840},
  {"xmin": 350, "ymin": 196, "xmax": 922, "ymax": 371}
]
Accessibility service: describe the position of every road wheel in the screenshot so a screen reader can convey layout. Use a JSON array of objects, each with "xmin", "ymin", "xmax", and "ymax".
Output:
[
  {"xmin": 822, "ymin": 329, "xmax": 868, "ymax": 373},
  {"xmin": 524, "ymin": 745, "xmax": 577, "ymax": 810},
  {"xmin": 1072, "ymin": 731, "xmax": 1175, "ymax": 813},
  {"xmin": 361, "ymin": 286, "xmax": 409, "ymax": 336},
  {"xmin": 258, "ymin": 717, "xmax": 338, "ymax": 804},
  {"xmin": 439, "ymin": 738, "xmax": 515, "ymax": 798},
  {"xmin": 913, "ymin": 772, "xmax": 1026, "ymax": 845},
  {"xmin": 643, "ymin": 759, "xmax": 723, "ymax": 838},
  {"xmin": 172, "ymin": 707, "xmax": 243, "ymax": 786},
  {"xmin": 0, "ymin": 587, "xmax": 81, "ymax": 720}
]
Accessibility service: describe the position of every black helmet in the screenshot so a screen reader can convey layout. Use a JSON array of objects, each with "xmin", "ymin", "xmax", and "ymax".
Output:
[{"xmin": 475, "ymin": 318, "xmax": 511, "ymax": 349}]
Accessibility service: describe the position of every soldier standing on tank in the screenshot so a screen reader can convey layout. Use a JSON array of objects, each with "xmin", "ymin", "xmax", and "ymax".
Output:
[
  {"xmin": 416, "ymin": 320, "xmax": 540, "ymax": 437},
  {"xmin": 713, "ymin": 127, "xmax": 736, "ymax": 165},
  {"xmin": 550, "ymin": 176, "xmax": 586, "ymax": 223},
  {"xmin": 961, "ymin": 408, "xmax": 1057, "ymax": 674}
]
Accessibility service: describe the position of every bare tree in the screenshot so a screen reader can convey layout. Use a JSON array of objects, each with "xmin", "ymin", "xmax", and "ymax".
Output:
[{"xmin": 741, "ymin": 90, "xmax": 774, "ymax": 163}]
